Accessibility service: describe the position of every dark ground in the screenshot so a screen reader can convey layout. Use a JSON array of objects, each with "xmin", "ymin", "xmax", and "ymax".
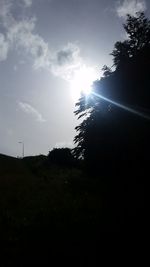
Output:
[{"xmin": 0, "ymin": 153, "xmax": 145, "ymax": 265}]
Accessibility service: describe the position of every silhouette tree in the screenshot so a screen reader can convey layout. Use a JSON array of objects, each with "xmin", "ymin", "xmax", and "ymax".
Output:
[
  {"xmin": 48, "ymin": 148, "xmax": 74, "ymax": 167},
  {"xmin": 74, "ymin": 12, "xmax": 150, "ymax": 178}
]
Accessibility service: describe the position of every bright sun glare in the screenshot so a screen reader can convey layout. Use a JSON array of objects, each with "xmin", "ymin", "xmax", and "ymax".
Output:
[{"xmin": 70, "ymin": 66, "xmax": 98, "ymax": 101}]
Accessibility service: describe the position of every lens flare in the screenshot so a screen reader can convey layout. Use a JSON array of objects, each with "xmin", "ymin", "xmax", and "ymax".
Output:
[{"xmin": 92, "ymin": 91, "xmax": 150, "ymax": 121}]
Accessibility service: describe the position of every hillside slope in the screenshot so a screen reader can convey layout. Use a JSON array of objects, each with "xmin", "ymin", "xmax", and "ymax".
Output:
[
  {"xmin": 0, "ymin": 154, "xmax": 104, "ymax": 242},
  {"xmin": 0, "ymin": 154, "xmax": 35, "ymax": 180},
  {"xmin": 0, "ymin": 153, "xmax": 144, "ymax": 244},
  {"xmin": 0, "ymin": 154, "xmax": 41, "ymax": 240}
]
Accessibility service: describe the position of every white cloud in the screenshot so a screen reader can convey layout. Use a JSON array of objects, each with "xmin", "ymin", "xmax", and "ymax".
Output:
[
  {"xmin": 0, "ymin": 0, "xmax": 97, "ymax": 85},
  {"xmin": 23, "ymin": 0, "xmax": 33, "ymax": 8},
  {"xmin": 18, "ymin": 102, "xmax": 46, "ymax": 122},
  {"xmin": 7, "ymin": 18, "xmax": 50, "ymax": 69},
  {"xmin": 0, "ymin": 33, "xmax": 9, "ymax": 61},
  {"xmin": 0, "ymin": 0, "xmax": 50, "ymax": 68},
  {"xmin": 116, "ymin": 0, "xmax": 146, "ymax": 18},
  {"xmin": 0, "ymin": 0, "xmax": 12, "ymax": 18},
  {"xmin": 0, "ymin": 1, "xmax": 85, "ymax": 79},
  {"xmin": 51, "ymin": 43, "xmax": 83, "ymax": 81},
  {"xmin": 0, "ymin": 0, "xmax": 13, "ymax": 29}
]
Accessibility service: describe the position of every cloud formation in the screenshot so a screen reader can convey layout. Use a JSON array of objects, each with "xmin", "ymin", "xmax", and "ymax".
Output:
[
  {"xmin": 23, "ymin": 0, "xmax": 33, "ymax": 8},
  {"xmin": 116, "ymin": 0, "xmax": 146, "ymax": 18},
  {"xmin": 0, "ymin": 0, "xmax": 96, "ymax": 84},
  {"xmin": 0, "ymin": 1, "xmax": 81, "ymax": 77},
  {"xmin": 18, "ymin": 102, "xmax": 46, "ymax": 122},
  {"xmin": 51, "ymin": 43, "xmax": 82, "ymax": 81},
  {"xmin": 8, "ymin": 18, "xmax": 50, "ymax": 69},
  {"xmin": 0, "ymin": 0, "xmax": 50, "ymax": 69},
  {"xmin": 0, "ymin": 33, "xmax": 9, "ymax": 61}
]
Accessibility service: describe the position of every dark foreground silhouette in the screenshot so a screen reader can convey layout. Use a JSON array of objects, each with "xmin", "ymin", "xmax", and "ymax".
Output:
[
  {"xmin": 0, "ymin": 152, "xmax": 144, "ymax": 264},
  {"xmin": 0, "ymin": 152, "xmax": 144, "ymax": 236},
  {"xmin": 0, "ymin": 12, "xmax": 147, "ymax": 264}
]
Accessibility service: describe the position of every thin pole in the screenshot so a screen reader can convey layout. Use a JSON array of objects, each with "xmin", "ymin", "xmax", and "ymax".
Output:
[
  {"xmin": 23, "ymin": 142, "xmax": 24, "ymax": 158},
  {"xmin": 19, "ymin": 142, "xmax": 24, "ymax": 158}
]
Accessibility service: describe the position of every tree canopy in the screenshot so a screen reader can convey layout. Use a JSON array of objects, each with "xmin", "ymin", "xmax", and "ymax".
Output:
[
  {"xmin": 73, "ymin": 12, "xmax": 150, "ymax": 177},
  {"xmin": 48, "ymin": 148, "xmax": 74, "ymax": 167}
]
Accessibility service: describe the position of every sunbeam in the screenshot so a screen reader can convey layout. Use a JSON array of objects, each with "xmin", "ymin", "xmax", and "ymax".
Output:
[{"xmin": 92, "ymin": 91, "xmax": 150, "ymax": 121}]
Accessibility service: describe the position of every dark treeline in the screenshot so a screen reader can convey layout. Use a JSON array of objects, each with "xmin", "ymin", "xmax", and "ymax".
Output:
[
  {"xmin": 72, "ymin": 12, "xmax": 149, "ymax": 231},
  {"xmin": 74, "ymin": 12, "xmax": 150, "ymax": 183},
  {"xmin": 48, "ymin": 148, "xmax": 76, "ymax": 167}
]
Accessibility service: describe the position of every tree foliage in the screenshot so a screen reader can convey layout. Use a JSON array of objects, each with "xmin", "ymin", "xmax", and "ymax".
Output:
[
  {"xmin": 48, "ymin": 148, "xmax": 74, "ymax": 167},
  {"xmin": 73, "ymin": 12, "xmax": 150, "ymax": 176}
]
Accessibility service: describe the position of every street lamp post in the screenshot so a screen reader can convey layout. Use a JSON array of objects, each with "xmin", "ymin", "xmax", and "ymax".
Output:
[{"xmin": 19, "ymin": 141, "xmax": 24, "ymax": 158}]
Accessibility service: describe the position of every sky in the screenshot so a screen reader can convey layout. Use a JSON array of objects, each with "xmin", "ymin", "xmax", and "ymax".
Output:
[{"xmin": 0, "ymin": 0, "xmax": 150, "ymax": 157}]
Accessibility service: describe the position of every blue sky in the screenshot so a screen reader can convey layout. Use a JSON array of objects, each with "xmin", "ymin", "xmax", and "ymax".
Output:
[{"xmin": 0, "ymin": 0, "xmax": 149, "ymax": 157}]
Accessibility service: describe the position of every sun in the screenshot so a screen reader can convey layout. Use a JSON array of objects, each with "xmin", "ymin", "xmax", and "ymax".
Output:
[{"xmin": 70, "ymin": 65, "xmax": 98, "ymax": 101}]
